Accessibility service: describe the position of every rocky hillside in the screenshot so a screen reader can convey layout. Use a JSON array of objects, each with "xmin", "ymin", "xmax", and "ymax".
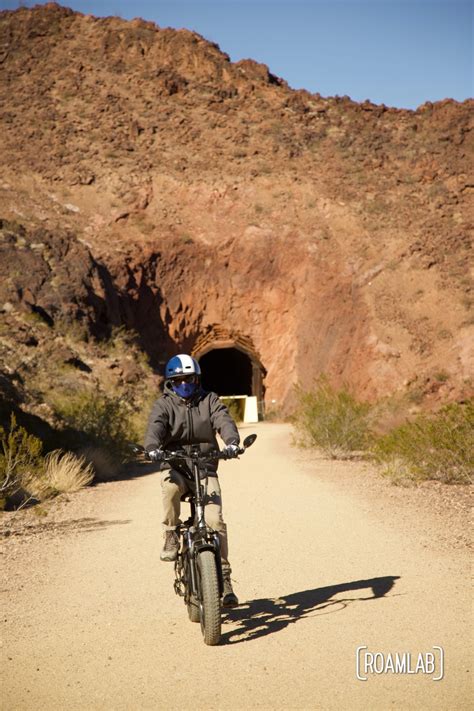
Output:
[{"xmin": 0, "ymin": 2, "xmax": 472, "ymax": 423}]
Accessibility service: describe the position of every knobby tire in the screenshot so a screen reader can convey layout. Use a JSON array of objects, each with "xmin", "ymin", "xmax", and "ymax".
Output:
[{"xmin": 197, "ymin": 550, "xmax": 221, "ymax": 645}]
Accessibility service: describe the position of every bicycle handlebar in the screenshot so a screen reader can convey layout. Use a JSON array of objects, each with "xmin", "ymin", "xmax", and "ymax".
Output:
[
  {"xmin": 129, "ymin": 433, "xmax": 257, "ymax": 463},
  {"xmin": 156, "ymin": 448, "xmax": 244, "ymax": 463}
]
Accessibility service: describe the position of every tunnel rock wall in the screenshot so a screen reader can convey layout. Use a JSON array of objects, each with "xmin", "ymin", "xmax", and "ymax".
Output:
[
  {"xmin": 105, "ymin": 230, "xmax": 306, "ymax": 406},
  {"xmin": 104, "ymin": 228, "xmax": 372, "ymax": 410}
]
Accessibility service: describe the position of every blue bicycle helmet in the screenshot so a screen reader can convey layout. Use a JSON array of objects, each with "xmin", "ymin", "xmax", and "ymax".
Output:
[
  {"xmin": 165, "ymin": 354, "xmax": 201, "ymax": 399},
  {"xmin": 165, "ymin": 354, "xmax": 201, "ymax": 379}
]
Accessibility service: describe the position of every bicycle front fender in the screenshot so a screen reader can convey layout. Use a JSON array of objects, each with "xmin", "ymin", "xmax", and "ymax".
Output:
[{"xmin": 192, "ymin": 537, "xmax": 223, "ymax": 596}]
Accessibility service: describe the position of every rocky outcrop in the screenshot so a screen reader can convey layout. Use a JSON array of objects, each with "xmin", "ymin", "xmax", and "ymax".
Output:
[
  {"xmin": 0, "ymin": 4, "xmax": 472, "ymax": 412},
  {"xmin": 0, "ymin": 219, "xmax": 118, "ymax": 335}
]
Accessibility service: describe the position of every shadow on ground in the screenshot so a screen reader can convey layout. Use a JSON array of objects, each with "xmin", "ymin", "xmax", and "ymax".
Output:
[
  {"xmin": 222, "ymin": 575, "xmax": 400, "ymax": 645},
  {"xmin": 1, "ymin": 517, "xmax": 131, "ymax": 538},
  {"xmin": 95, "ymin": 461, "xmax": 161, "ymax": 484}
]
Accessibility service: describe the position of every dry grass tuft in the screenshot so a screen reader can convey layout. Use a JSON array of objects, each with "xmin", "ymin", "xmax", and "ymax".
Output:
[
  {"xmin": 378, "ymin": 457, "xmax": 419, "ymax": 487},
  {"xmin": 43, "ymin": 450, "xmax": 94, "ymax": 494}
]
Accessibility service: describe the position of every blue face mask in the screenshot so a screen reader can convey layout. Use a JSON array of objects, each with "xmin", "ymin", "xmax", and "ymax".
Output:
[{"xmin": 172, "ymin": 381, "xmax": 198, "ymax": 399}]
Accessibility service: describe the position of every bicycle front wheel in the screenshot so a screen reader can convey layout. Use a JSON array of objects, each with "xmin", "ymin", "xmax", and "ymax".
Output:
[{"xmin": 197, "ymin": 550, "xmax": 221, "ymax": 645}]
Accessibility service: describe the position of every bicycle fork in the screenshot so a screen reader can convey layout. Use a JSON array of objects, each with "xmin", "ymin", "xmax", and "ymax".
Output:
[{"xmin": 177, "ymin": 530, "xmax": 223, "ymax": 601}]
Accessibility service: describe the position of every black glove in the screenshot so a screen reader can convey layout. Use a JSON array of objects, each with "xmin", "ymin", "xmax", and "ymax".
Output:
[
  {"xmin": 148, "ymin": 448, "xmax": 165, "ymax": 462},
  {"xmin": 223, "ymin": 444, "xmax": 240, "ymax": 459}
]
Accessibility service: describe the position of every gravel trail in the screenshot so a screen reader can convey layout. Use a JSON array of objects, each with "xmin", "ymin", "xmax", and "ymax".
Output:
[{"xmin": 2, "ymin": 423, "xmax": 471, "ymax": 710}]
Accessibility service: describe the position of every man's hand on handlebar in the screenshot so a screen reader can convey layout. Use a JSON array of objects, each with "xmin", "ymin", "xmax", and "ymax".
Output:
[
  {"xmin": 148, "ymin": 448, "xmax": 165, "ymax": 462},
  {"xmin": 222, "ymin": 444, "xmax": 240, "ymax": 459},
  {"xmin": 145, "ymin": 445, "xmax": 245, "ymax": 462}
]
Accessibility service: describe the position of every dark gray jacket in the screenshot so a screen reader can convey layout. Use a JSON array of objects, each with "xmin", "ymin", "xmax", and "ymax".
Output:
[{"xmin": 144, "ymin": 381, "xmax": 240, "ymax": 473}]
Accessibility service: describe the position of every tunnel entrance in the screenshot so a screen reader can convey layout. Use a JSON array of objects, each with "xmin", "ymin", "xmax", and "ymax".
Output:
[
  {"xmin": 192, "ymin": 328, "xmax": 266, "ymax": 417},
  {"xmin": 199, "ymin": 348, "xmax": 252, "ymax": 396}
]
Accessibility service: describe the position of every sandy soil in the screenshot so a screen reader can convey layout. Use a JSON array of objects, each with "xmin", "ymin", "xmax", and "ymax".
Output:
[{"xmin": 1, "ymin": 423, "xmax": 472, "ymax": 710}]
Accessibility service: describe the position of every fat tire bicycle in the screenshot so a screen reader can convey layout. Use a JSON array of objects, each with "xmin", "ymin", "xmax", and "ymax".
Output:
[{"xmin": 132, "ymin": 433, "xmax": 257, "ymax": 646}]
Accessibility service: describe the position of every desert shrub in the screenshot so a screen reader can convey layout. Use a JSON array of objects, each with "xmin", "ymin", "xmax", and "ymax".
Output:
[
  {"xmin": 221, "ymin": 397, "xmax": 244, "ymax": 423},
  {"xmin": 263, "ymin": 406, "xmax": 284, "ymax": 422},
  {"xmin": 292, "ymin": 376, "xmax": 373, "ymax": 459},
  {"xmin": 54, "ymin": 315, "xmax": 89, "ymax": 343},
  {"xmin": 53, "ymin": 391, "xmax": 139, "ymax": 459},
  {"xmin": 109, "ymin": 324, "xmax": 137, "ymax": 348},
  {"xmin": 372, "ymin": 401, "xmax": 474, "ymax": 484},
  {"xmin": 0, "ymin": 414, "xmax": 96, "ymax": 508},
  {"xmin": 77, "ymin": 445, "xmax": 121, "ymax": 482},
  {"xmin": 128, "ymin": 390, "xmax": 157, "ymax": 441},
  {"xmin": 106, "ymin": 326, "xmax": 152, "ymax": 375},
  {"xmin": 0, "ymin": 413, "xmax": 44, "ymax": 501}
]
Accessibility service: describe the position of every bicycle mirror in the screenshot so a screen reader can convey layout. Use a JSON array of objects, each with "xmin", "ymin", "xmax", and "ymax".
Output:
[{"xmin": 243, "ymin": 434, "xmax": 257, "ymax": 448}]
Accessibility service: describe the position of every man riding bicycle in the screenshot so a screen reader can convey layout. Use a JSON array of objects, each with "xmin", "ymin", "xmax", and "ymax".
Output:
[{"xmin": 144, "ymin": 353, "xmax": 240, "ymax": 607}]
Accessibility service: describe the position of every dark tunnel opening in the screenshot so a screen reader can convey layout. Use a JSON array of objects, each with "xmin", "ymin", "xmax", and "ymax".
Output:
[{"xmin": 199, "ymin": 348, "xmax": 253, "ymax": 396}]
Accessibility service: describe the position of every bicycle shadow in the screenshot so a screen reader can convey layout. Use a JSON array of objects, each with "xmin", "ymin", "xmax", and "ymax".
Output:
[{"xmin": 221, "ymin": 575, "xmax": 400, "ymax": 645}]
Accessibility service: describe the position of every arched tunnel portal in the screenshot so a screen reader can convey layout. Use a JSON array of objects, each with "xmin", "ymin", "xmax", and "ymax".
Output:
[
  {"xmin": 192, "ymin": 331, "xmax": 266, "ymax": 409},
  {"xmin": 199, "ymin": 347, "xmax": 252, "ymax": 396}
]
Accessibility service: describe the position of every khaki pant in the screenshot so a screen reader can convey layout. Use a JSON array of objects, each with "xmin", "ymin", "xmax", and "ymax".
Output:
[{"xmin": 161, "ymin": 469, "xmax": 231, "ymax": 574}]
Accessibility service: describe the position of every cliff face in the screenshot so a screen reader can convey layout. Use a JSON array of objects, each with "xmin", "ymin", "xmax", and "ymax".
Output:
[{"xmin": 1, "ymin": 3, "xmax": 472, "ymax": 412}]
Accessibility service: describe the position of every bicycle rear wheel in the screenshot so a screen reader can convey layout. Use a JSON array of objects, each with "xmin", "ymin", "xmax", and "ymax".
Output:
[
  {"xmin": 197, "ymin": 550, "xmax": 221, "ymax": 645},
  {"xmin": 185, "ymin": 557, "xmax": 200, "ymax": 623},
  {"xmin": 187, "ymin": 595, "xmax": 200, "ymax": 622}
]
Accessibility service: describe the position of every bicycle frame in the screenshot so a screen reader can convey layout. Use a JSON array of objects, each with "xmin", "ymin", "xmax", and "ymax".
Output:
[{"xmin": 174, "ymin": 454, "xmax": 224, "ymax": 601}]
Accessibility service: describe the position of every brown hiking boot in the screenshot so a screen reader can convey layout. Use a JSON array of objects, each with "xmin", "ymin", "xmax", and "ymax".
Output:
[
  {"xmin": 222, "ymin": 575, "xmax": 238, "ymax": 607},
  {"xmin": 160, "ymin": 530, "xmax": 179, "ymax": 562}
]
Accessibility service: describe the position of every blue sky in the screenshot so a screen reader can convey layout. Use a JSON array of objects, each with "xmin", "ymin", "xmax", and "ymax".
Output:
[{"xmin": 2, "ymin": 0, "xmax": 472, "ymax": 109}]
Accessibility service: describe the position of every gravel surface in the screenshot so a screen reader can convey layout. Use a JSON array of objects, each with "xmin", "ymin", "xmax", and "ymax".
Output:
[{"xmin": 1, "ymin": 423, "xmax": 472, "ymax": 710}]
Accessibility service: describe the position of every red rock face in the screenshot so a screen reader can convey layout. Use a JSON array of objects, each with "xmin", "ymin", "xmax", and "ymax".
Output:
[{"xmin": 0, "ymin": 4, "xmax": 472, "ymax": 411}]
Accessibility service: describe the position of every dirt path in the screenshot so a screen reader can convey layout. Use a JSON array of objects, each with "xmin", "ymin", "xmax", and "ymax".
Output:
[{"xmin": 2, "ymin": 423, "xmax": 472, "ymax": 710}]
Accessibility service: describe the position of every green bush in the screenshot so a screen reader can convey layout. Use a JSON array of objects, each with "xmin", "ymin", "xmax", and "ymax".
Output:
[
  {"xmin": 293, "ymin": 376, "xmax": 373, "ymax": 459},
  {"xmin": 372, "ymin": 400, "xmax": 473, "ymax": 484},
  {"xmin": 52, "ymin": 391, "xmax": 139, "ymax": 460},
  {"xmin": 0, "ymin": 413, "xmax": 44, "ymax": 501},
  {"xmin": 221, "ymin": 397, "xmax": 244, "ymax": 423},
  {"xmin": 0, "ymin": 414, "xmax": 95, "ymax": 507}
]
